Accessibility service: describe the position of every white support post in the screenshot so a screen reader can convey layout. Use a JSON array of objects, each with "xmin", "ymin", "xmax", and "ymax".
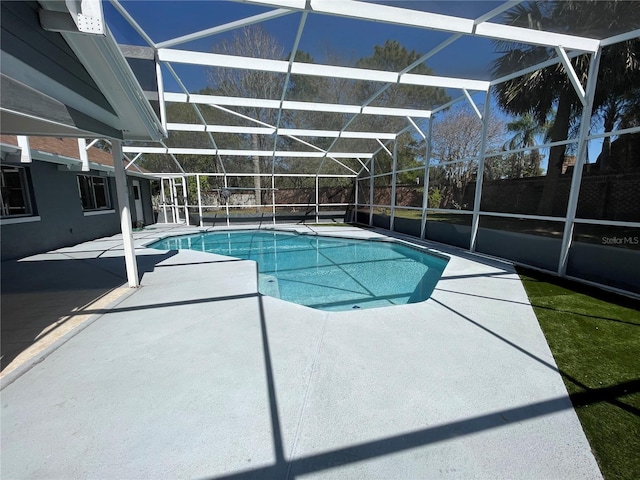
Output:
[
  {"xmin": 16, "ymin": 136, "xmax": 31, "ymax": 163},
  {"xmin": 470, "ymin": 89, "xmax": 493, "ymax": 252},
  {"xmin": 183, "ymin": 176, "xmax": 189, "ymax": 225},
  {"xmin": 155, "ymin": 59, "xmax": 168, "ymax": 131},
  {"xmin": 224, "ymin": 176, "xmax": 230, "ymax": 227},
  {"xmin": 420, "ymin": 119, "xmax": 433, "ymax": 239},
  {"xmin": 78, "ymin": 138, "xmax": 89, "ymax": 171},
  {"xmin": 171, "ymin": 178, "xmax": 178, "ymax": 223},
  {"xmin": 390, "ymin": 140, "xmax": 398, "ymax": 231},
  {"xmin": 369, "ymin": 157, "xmax": 375, "ymax": 226},
  {"xmin": 197, "ymin": 174, "xmax": 203, "ymax": 227},
  {"xmin": 272, "ymin": 175, "xmax": 277, "ymax": 225},
  {"xmin": 160, "ymin": 178, "xmax": 167, "ymax": 223},
  {"xmin": 168, "ymin": 178, "xmax": 173, "ymax": 222},
  {"xmin": 315, "ymin": 176, "xmax": 319, "ymax": 224},
  {"xmin": 558, "ymin": 49, "xmax": 602, "ymax": 276},
  {"xmin": 112, "ymin": 140, "xmax": 139, "ymax": 288},
  {"xmin": 354, "ymin": 177, "xmax": 359, "ymax": 224}
]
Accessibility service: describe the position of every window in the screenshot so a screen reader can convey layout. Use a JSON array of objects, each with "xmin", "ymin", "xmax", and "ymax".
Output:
[
  {"xmin": 1, "ymin": 165, "xmax": 34, "ymax": 217},
  {"xmin": 77, "ymin": 175, "xmax": 111, "ymax": 211}
]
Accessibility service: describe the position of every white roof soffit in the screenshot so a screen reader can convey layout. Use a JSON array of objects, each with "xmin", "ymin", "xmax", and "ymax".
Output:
[
  {"xmin": 158, "ymin": 49, "xmax": 491, "ymax": 91},
  {"xmin": 35, "ymin": 0, "xmax": 165, "ymax": 141},
  {"xmin": 240, "ymin": 0, "xmax": 601, "ymax": 52},
  {"xmin": 163, "ymin": 92, "xmax": 432, "ymax": 118}
]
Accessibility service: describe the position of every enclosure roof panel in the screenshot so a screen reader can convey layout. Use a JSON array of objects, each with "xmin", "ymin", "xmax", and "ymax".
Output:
[{"xmin": 101, "ymin": 0, "xmax": 639, "ymax": 175}]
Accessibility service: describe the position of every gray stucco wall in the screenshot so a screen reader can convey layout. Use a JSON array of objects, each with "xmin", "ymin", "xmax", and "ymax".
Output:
[{"xmin": 1, "ymin": 161, "xmax": 153, "ymax": 260}]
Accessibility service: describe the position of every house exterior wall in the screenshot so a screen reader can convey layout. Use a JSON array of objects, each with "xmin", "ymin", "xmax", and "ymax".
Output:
[{"xmin": 1, "ymin": 160, "xmax": 153, "ymax": 260}]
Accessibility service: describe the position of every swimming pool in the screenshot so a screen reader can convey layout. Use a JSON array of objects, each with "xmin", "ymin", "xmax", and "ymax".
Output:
[{"xmin": 149, "ymin": 230, "xmax": 449, "ymax": 311}]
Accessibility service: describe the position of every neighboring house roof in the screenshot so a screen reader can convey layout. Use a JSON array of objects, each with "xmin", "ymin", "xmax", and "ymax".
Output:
[{"xmin": 0, "ymin": 135, "xmax": 151, "ymax": 177}]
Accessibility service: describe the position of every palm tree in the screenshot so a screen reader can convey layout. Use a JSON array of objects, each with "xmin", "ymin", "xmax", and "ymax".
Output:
[
  {"xmin": 492, "ymin": 1, "xmax": 640, "ymax": 214},
  {"xmin": 503, "ymin": 113, "xmax": 549, "ymax": 178}
]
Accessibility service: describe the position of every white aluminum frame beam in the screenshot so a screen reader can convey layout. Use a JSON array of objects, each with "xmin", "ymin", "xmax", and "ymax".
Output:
[
  {"xmin": 240, "ymin": 0, "xmax": 599, "ymax": 52},
  {"xmin": 158, "ymin": 49, "xmax": 490, "ymax": 91},
  {"xmin": 469, "ymin": 90, "xmax": 493, "ymax": 252},
  {"xmin": 163, "ymin": 92, "xmax": 432, "ymax": 118},
  {"xmin": 156, "ymin": 9, "xmax": 294, "ymax": 48},
  {"xmin": 110, "ymin": 0, "xmax": 156, "ymax": 47},
  {"xmin": 123, "ymin": 146, "xmax": 373, "ymax": 158},
  {"xmin": 406, "ymin": 117, "xmax": 426, "ymax": 140},
  {"xmin": 556, "ymin": 46, "xmax": 587, "ymax": 106},
  {"xmin": 376, "ymin": 139, "xmax": 393, "ymax": 158},
  {"xmin": 491, "ymin": 50, "xmax": 584, "ymax": 86},
  {"xmin": 164, "ymin": 63, "xmax": 229, "ymax": 173},
  {"xmin": 125, "ymin": 152, "xmax": 142, "ymax": 170},
  {"xmin": 463, "ymin": 89, "xmax": 483, "ymax": 120},
  {"xmin": 273, "ymin": 11, "xmax": 308, "ymax": 164},
  {"xmin": 166, "ymin": 122, "xmax": 396, "ymax": 139},
  {"xmin": 558, "ymin": 49, "xmax": 602, "ymax": 276},
  {"xmin": 600, "ymin": 28, "xmax": 640, "ymax": 47},
  {"xmin": 206, "ymin": 104, "xmax": 360, "ymax": 174},
  {"xmin": 162, "ymin": 173, "xmax": 355, "ymax": 178}
]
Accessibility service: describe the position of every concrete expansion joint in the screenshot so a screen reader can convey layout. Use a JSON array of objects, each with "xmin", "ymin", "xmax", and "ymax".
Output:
[{"xmin": 284, "ymin": 315, "xmax": 329, "ymax": 478}]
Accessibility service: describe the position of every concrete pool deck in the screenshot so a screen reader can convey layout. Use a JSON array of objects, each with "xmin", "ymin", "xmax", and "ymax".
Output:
[{"xmin": 1, "ymin": 224, "xmax": 602, "ymax": 479}]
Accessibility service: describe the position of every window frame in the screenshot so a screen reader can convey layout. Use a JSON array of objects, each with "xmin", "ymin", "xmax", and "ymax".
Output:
[
  {"xmin": 77, "ymin": 174, "xmax": 112, "ymax": 211},
  {"xmin": 1, "ymin": 164, "xmax": 35, "ymax": 218}
]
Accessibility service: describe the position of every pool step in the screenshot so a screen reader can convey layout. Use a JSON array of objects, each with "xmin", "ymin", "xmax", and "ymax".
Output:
[{"xmin": 259, "ymin": 274, "xmax": 281, "ymax": 299}]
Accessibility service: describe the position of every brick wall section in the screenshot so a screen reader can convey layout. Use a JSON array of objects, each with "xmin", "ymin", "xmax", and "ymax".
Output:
[
  {"xmin": 365, "ymin": 173, "xmax": 640, "ymax": 222},
  {"xmin": 474, "ymin": 173, "xmax": 640, "ymax": 221},
  {"xmin": 1, "ymin": 135, "xmax": 113, "ymax": 165},
  {"xmin": 273, "ymin": 187, "xmax": 354, "ymax": 205}
]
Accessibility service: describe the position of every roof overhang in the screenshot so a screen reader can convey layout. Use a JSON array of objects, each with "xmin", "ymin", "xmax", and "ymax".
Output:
[
  {"xmin": 0, "ymin": 138, "xmax": 156, "ymax": 180},
  {"xmin": 0, "ymin": 0, "xmax": 166, "ymax": 141}
]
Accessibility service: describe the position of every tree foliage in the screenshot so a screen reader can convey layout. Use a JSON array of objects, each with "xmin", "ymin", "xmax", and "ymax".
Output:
[
  {"xmin": 429, "ymin": 105, "xmax": 505, "ymax": 208},
  {"xmin": 140, "ymin": 27, "xmax": 459, "ymax": 211},
  {"xmin": 207, "ymin": 26, "xmax": 286, "ymax": 205},
  {"xmin": 492, "ymin": 0, "xmax": 640, "ymax": 213},
  {"xmin": 494, "ymin": 113, "xmax": 549, "ymax": 179}
]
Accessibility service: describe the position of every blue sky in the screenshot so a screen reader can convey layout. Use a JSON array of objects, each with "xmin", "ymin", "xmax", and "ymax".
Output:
[{"xmin": 104, "ymin": 1, "xmax": 505, "ymax": 92}]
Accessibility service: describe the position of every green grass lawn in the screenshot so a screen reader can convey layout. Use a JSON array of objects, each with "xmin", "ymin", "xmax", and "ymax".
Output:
[{"xmin": 519, "ymin": 268, "xmax": 640, "ymax": 480}]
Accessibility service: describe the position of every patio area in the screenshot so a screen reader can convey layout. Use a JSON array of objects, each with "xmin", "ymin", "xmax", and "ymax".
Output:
[{"xmin": 0, "ymin": 224, "xmax": 602, "ymax": 479}]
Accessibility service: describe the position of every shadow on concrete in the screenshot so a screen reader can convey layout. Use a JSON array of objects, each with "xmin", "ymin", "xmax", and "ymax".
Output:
[
  {"xmin": 196, "ymin": 292, "xmax": 637, "ymax": 480},
  {"xmin": 1, "ymin": 244, "xmax": 626, "ymax": 478},
  {"xmin": 434, "ymin": 286, "xmax": 640, "ymax": 328},
  {"xmin": 432, "ymin": 298, "xmax": 640, "ymax": 419},
  {"xmin": 0, "ymin": 250, "xmax": 177, "ymax": 372}
]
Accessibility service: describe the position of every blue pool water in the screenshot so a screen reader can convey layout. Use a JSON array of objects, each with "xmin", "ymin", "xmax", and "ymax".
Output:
[{"xmin": 149, "ymin": 231, "xmax": 449, "ymax": 311}]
